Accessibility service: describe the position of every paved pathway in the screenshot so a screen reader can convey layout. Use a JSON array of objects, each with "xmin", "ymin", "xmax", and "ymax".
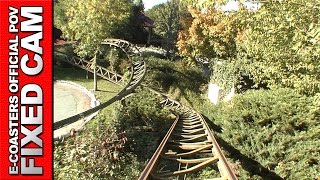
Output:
[{"xmin": 54, "ymin": 81, "xmax": 93, "ymax": 139}]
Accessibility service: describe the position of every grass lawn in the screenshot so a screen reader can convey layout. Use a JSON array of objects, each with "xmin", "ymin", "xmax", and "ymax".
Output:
[
  {"xmin": 54, "ymin": 65, "xmax": 123, "ymax": 120},
  {"xmin": 54, "ymin": 64, "xmax": 144, "ymax": 179}
]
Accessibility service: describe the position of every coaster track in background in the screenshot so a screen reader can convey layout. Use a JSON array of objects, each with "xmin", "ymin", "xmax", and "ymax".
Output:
[{"xmin": 54, "ymin": 39, "xmax": 237, "ymax": 179}]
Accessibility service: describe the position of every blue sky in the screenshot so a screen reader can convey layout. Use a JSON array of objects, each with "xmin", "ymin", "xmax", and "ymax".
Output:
[{"xmin": 143, "ymin": 0, "xmax": 168, "ymax": 10}]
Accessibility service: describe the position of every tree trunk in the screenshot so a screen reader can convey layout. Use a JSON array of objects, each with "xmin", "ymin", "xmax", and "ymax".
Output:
[{"xmin": 147, "ymin": 27, "xmax": 152, "ymax": 45}]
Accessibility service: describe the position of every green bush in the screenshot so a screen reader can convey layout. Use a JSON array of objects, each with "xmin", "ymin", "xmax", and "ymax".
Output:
[
  {"xmin": 107, "ymin": 48, "xmax": 121, "ymax": 73},
  {"xmin": 201, "ymin": 89, "xmax": 320, "ymax": 179},
  {"xmin": 120, "ymin": 87, "xmax": 171, "ymax": 131},
  {"xmin": 54, "ymin": 44, "xmax": 77, "ymax": 67},
  {"xmin": 54, "ymin": 82, "xmax": 174, "ymax": 180},
  {"xmin": 54, "ymin": 109, "xmax": 141, "ymax": 180},
  {"xmin": 144, "ymin": 57, "xmax": 207, "ymax": 95},
  {"xmin": 102, "ymin": 87, "xmax": 173, "ymax": 163}
]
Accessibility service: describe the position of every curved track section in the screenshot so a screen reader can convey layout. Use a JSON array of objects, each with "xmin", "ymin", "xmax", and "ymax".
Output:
[
  {"xmin": 196, "ymin": 57, "xmax": 209, "ymax": 64},
  {"xmin": 102, "ymin": 38, "xmax": 141, "ymax": 57},
  {"xmin": 53, "ymin": 61, "xmax": 145, "ymax": 130},
  {"xmin": 53, "ymin": 41, "xmax": 146, "ymax": 131},
  {"xmin": 54, "ymin": 39, "xmax": 236, "ymax": 178},
  {"xmin": 55, "ymin": 50, "xmax": 124, "ymax": 86},
  {"xmin": 100, "ymin": 39, "xmax": 236, "ymax": 179}
]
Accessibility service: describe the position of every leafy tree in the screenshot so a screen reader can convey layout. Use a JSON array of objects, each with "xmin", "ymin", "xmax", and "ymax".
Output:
[
  {"xmin": 107, "ymin": 48, "xmax": 120, "ymax": 73},
  {"xmin": 237, "ymin": 0, "xmax": 320, "ymax": 94},
  {"xmin": 134, "ymin": 0, "xmax": 144, "ymax": 11},
  {"xmin": 110, "ymin": 0, "xmax": 150, "ymax": 44},
  {"xmin": 184, "ymin": 0, "xmax": 237, "ymax": 8},
  {"xmin": 177, "ymin": 7, "xmax": 239, "ymax": 60},
  {"xmin": 54, "ymin": 0, "xmax": 131, "ymax": 90},
  {"xmin": 176, "ymin": 5, "xmax": 242, "ymax": 92},
  {"xmin": 146, "ymin": 0, "xmax": 187, "ymax": 56},
  {"xmin": 54, "ymin": 0, "xmax": 131, "ymax": 57},
  {"xmin": 178, "ymin": 0, "xmax": 320, "ymax": 94}
]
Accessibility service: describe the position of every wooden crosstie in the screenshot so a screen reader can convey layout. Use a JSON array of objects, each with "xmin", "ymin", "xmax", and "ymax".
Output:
[
  {"xmin": 54, "ymin": 38, "xmax": 237, "ymax": 179},
  {"xmin": 138, "ymin": 98, "xmax": 237, "ymax": 180}
]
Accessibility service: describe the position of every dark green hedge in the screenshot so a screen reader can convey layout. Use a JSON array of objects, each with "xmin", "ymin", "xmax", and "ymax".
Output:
[{"xmin": 202, "ymin": 89, "xmax": 320, "ymax": 179}]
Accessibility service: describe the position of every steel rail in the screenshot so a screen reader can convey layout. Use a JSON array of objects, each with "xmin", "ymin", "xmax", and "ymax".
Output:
[
  {"xmin": 102, "ymin": 38, "xmax": 142, "ymax": 57},
  {"xmin": 54, "ymin": 38, "xmax": 237, "ymax": 178},
  {"xmin": 54, "ymin": 50, "xmax": 123, "ymax": 86},
  {"xmin": 139, "ymin": 115, "xmax": 180, "ymax": 180},
  {"xmin": 53, "ymin": 61, "xmax": 146, "ymax": 130},
  {"xmin": 200, "ymin": 114, "xmax": 238, "ymax": 180},
  {"xmin": 138, "ymin": 97, "xmax": 238, "ymax": 180},
  {"xmin": 53, "ymin": 39, "xmax": 145, "ymax": 131},
  {"xmin": 131, "ymin": 42, "xmax": 237, "ymax": 178}
]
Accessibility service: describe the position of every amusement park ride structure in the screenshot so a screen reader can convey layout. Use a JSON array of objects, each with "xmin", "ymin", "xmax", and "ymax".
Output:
[{"xmin": 54, "ymin": 39, "xmax": 237, "ymax": 180}]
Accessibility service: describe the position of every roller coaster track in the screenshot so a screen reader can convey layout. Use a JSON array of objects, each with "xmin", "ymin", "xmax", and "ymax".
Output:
[
  {"xmin": 53, "ymin": 40, "xmax": 146, "ymax": 130},
  {"xmin": 195, "ymin": 56, "xmax": 209, "ymax": 65},
  {"xmin": 54, "ymin": 39, "xmax": 237, "ymax": 179},
  {"xmin": 139, "ymin": 98, "xmax": 237, "ymax": 180},
  {"xmin": 102, "ymin": 38, "xmax": 141, "ymax": 57},
  {"xmin": 54, "ymin": 50, "xmax": 124, "ymax": 86}
]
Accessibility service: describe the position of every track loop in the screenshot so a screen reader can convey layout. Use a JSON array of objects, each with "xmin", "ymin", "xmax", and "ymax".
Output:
[
  {"xmin": 53, "ymin": 60, "xmax": 146, "ymax": 130},
  {"xmin": 54, "ymin": 39, "xmax": 236, "ymax": 178},
  {"xmin": 53, "ymin": 40, "xmax": 146, "ymax": 131}
]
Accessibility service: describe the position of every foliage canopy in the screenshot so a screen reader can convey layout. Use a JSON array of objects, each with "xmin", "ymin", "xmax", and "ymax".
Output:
[
  {"xmin": 146, "ymin": 0, "xmax": 185, "ymax": 55},
  {"xmin": 177, "ymin": 0, "xmax": 320, "ymax": 94},
  {"xmin": 54, "ymin": 0, "xmax": 131, "ymax": 57}
]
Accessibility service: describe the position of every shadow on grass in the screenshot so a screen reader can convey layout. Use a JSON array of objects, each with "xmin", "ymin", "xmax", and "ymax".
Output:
[
  {"xmin": 202, "ymin": 115, "xmax": 222, "ymax": 133},
  {"xmin": 54, "ymin": 65, "xmax": 88, "ymax": 82},
  {"xmin": 202, "ymin": 114, "xmax": 283, "ymax": 180},
  {"xmin": 95, "ymin": 89, "xmax": 119, "ymax": 93}
]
